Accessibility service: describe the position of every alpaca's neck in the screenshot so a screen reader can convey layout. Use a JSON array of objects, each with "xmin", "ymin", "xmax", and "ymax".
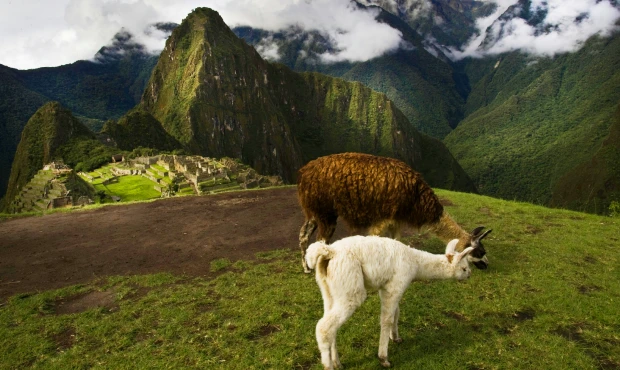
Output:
[
  {"xmin": 427, "ymin": 213, "xmax": 470, "ymax": 251},
  {"xmin": 405, "ymin": 248, "xmax": 454, "ymax": 281}
]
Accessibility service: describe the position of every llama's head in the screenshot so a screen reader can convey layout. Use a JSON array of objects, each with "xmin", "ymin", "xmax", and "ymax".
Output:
[
  {"xmin": 445, "ymin": 239, "xmax": 475, "ymax": 280},
  {"xmin": 464, "ymin": 227, "xmax": 492, "ymax": 270}
]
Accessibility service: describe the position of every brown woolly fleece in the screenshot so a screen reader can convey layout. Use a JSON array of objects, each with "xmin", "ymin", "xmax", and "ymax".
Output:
[
  {"xmin": 297, "ymin": 152, "xmax": 444, "ymax": 233},
  {"xmin": 295, "ymin": 153, "xmax": 490, "ymax": 273}
]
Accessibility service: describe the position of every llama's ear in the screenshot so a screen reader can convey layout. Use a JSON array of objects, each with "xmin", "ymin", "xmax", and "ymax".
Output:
[
  {"xmin": 475, "ymin": 229, "xmax": 492, "ymax": 242},
  {"xmin": 471, "ymin": 226, "xmax": 485, "ymax": 237},
  {"xmin": 445, "ymin": 239, "xmax": 459, "ymax": 255},
  {"xmin": 454, "ymin": 246, "xmax": 475, "ymax": 265}
]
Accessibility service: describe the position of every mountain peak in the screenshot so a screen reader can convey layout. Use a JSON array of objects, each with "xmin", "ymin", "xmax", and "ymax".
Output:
[
  {"xmin": 134, "ymin": 6, "xmax": 475, "ymax": 189},
  {"xmin": 2, "ymin": 102, "xmax": 94, "ymax": 212}
]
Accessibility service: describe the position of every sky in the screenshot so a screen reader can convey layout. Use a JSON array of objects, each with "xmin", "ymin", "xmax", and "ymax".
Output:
[{"xmin": 0, "ymin": 0, "xmax": 619, "ymax": 70}]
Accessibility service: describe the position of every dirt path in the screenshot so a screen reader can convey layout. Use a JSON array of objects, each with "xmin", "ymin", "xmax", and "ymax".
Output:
[{"xmin": 0, "ymin": 187, "xmax": 350, "ymax": 301}]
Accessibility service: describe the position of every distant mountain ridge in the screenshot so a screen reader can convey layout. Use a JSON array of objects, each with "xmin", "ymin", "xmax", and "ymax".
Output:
[
  {"xmin": 358, "ymin": 0, "xmax": 496, "ymax": 47},
  {"xmin": 233, "ymin": 3, "xmax": 468, "ymax": 139},
  {"xmin": 134, "ymin": 7, "xmax": 475, "ymax": 188}
]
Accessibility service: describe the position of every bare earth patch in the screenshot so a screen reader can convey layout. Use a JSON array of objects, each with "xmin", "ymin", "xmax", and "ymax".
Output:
[
  {"xmin": 0, "ymin": 188, "xmax": 351, "ymax": 302},
  {"xmin": 53, "ymin": 290, "xmax": 118, "ymax": 315},
  {"xmin": 51, "ymin": 326, "xmax": 76, "ymax": 351}
]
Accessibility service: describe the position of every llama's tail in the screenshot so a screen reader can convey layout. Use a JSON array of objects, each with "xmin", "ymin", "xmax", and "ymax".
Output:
[{"xmin": 305, "ymin": 240, "xmax": 334, "ymax": 270}]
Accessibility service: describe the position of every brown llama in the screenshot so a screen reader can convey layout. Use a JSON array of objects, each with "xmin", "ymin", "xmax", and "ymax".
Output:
[{"xmin": 297, "ymin": 152, "xmax": 491, "ymax": 273}]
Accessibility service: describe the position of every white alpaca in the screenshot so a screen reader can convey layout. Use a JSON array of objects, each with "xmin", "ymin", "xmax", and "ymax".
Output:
[{"xmin": 305, "ymin": 235, "xmax": 476, "ymax": 369}]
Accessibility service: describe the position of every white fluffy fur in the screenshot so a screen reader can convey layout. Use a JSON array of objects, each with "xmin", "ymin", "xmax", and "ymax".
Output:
[{"xmin": 305, "ymin": 235, "xmax": 474, "ymax": 369}]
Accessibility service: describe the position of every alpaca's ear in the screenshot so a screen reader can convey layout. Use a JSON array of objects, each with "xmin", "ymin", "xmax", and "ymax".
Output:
[
  {"xmin": 454, "ymin": 247, "xmax": 475, "ymax": 265},
  {"xmin": 445, "ymin": 239, "xmax": 459, "ymax": 255}
]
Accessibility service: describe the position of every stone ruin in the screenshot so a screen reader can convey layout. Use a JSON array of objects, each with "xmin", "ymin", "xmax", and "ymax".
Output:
[
  {"xmin": 9, "ymin": 155, "xmax": 285, "ymax": 213},
  {"xmin": 89, "ymin": 154, "xmax": 284, "ymax": 196},
  {"xmin": 125, "ymin": 154, "xmax": 284, "ymax": 195},
  {"xmin": 9, "ymin": 162, "xmax": 82, "ymax": 214}
]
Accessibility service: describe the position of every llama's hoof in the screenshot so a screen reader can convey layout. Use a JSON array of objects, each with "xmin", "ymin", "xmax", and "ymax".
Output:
[
  {"xmin": 393, "ymin": 337, "xmax": 403, "ymax": 344},
  {"xmin": 304, "ymin": 268, "xmax": 312, "ymax": 274},
  {"xmin": 379, "ymin": 357, "xmax": 392, "ymax": 368}
]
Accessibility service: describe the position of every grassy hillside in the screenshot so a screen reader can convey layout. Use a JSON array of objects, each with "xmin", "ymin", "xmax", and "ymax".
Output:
[
  {"xmin": 445, "ymin": 34, "xmax": 620, "ymax": 209},
  {"xmin": 1, "ymin": 189, "xmax": 618, "ymax": 369},
  {"xmin": 550, "ymin": 104, "xmax": 620, "ymax": 214},
  {"xmin": 101, "ymin": 109, "xmax": 182, "ymax": 152}
]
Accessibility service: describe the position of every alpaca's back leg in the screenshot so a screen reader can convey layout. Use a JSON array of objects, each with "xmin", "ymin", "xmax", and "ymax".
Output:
[
  {"xmin": 299, "ymin": 218, "xmax": 317, "ymax": 273},
  {"xmin": 377, "ymin": 287, "xmax": 406, "ymax": 368},
  {"xmin": 390, "ymin": 305, "xmax": 402, "ymax": 343},
  {"xmin": 316, "ymin": 301, "xmax": 363, "ymax": 370},
  {"xmin": 316, "ymin": 265, "xmax": 366, "ymax": 369}
]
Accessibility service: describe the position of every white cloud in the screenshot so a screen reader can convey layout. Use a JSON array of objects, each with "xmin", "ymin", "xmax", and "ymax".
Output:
[
  {"xmin": 0, "ymin": 0, "xmax": 404, "ymax": 69},
  {"xmin": 212, "ymin": 0, "xmax": 404, "ymax": 63},
  {"xmin": 0, "ymin": 0, "xmax": 174, "ymax": 69},
  {"xmin": 255, "ymin": 36, "xmax": 281, "ymax": 62},
  {"xmin": 3, "ymin": 0, "xmax": 616, "ymax": 69},
  {"xmin": 357, "ymin": 0, "xmax": 433, "ymax": 21},
  {"xmin": 448, "ymin": 0, "xmax": 620, "ymax": 59}
]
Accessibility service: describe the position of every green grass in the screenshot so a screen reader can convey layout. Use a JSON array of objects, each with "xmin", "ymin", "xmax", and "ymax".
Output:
[
  {"xmin": 1, "ymin": 190, "xmax": 619, "ymax": 369},
  {"xmin": 209, "ymin": 258, "xmax": 232, "ymax": 272},
  {"xmin": 93, "ymin": 175, "xmax": 161, "ymax": 202},
  {"xmin": 149, "ymin": 164, "xmax": 167, "ymax": 174}
]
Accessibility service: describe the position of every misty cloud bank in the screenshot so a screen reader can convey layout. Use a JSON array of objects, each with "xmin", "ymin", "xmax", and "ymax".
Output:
[
  {"xmin": 448, "ymin": 0, "xmax": 620, "ymax": 59},
  {"xmin": 0, "ymin": 0, "xmax": 173, "ymax": 69},
  {"xmin": 213, "ymin": 0, "xmax": 404, "ymax": 63},
  {"xmin": 0, "ymin": 0, "xmax": 404, "ymax": 69},
  {"xmin": 1, "ymin": 0, "xmax": 619, "ymax": 69}
]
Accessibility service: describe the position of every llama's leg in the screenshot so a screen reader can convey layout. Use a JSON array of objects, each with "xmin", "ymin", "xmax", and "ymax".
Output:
[
  {"xmin": 368, "ymin": 220, "xmax": 401, "ymax": 239},
  {"xmin": 377, "ymin": 288, "xmax": 405, "ymax": 368},
  {"xmin": 319, "ymin": 278, "xmax": 341, "ymax": 369},
  {"xmin": 388, "ymin": 222, "xmax": 401, "ymax": 241},
  {"xmin": 317, "ymin": 213, "xmax": 337, "ymax": 244},
  {"xmin": 368, "ymin": 220, "xmax": 388, "ymax": 236},
  {"xmin": 299, "ymin": 218, "xmax": 317, "ymax": 273}
]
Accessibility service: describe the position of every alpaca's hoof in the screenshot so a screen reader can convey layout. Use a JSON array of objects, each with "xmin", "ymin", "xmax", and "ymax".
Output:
[
  {"xmin": 393, "ymin": 337, "xmax": 403, "ymax": 344},
  {"xmin": 304, "ymin": 268, "xmax": 312, "ymax": 274},
  {"xmin": 379, "ymin": 357, "xmax": 391, "ymax": 368}
]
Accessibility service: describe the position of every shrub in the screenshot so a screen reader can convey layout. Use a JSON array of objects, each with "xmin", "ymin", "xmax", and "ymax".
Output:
[{"xmin": 609, "ymin": 201, "xmax": 620, "ymax": 217}]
